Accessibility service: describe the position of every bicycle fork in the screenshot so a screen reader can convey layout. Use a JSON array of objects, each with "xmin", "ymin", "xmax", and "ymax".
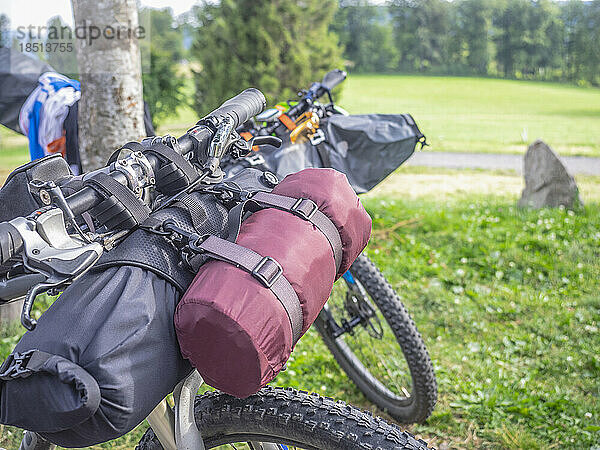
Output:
[{"xmin": 147, "ymin": 369, "xmax": 206, "ymax": 450}]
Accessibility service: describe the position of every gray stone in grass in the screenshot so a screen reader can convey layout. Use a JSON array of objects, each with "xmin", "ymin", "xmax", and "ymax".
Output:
[{"xmin": 518, "ymin": 140, "xmax": 582, "ymax": 209}]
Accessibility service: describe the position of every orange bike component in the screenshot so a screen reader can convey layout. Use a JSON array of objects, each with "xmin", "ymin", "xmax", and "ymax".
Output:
[
  {"xmin": 239, "ymin": 131, "xmax": 260, "ymax": 151},
  {"xmin": 239, "ymin": 131, "xmax": 253, "ymax": 141},
  {"xmin": 278, "ymin": 113, "xmax": 297, "ymax": 131},
  {"xmin": 290, "ymin": 112, "xmax": 320, "ymax": 144}
]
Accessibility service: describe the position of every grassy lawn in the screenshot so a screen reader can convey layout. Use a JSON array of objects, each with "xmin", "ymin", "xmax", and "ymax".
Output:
[
  {"xmin": 339, "ymin": 75, "xmax": 600, "ymax": 157},
  {"xmin": 2, "ymin": 75, "xmax": 600, "ymax": 173},
  {"xmin": 0, "ymin": 75, "xmax": 599, "ymax": 448},
  {"xmin": 1, "ymin": 167, "xmax": 599, "ymax": 449}
]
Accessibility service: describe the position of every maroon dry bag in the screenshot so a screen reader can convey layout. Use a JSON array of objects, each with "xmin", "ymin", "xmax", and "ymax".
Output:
[{"xmin": 174, "ymin": 168, "xmax": 371, "ymax": 398}]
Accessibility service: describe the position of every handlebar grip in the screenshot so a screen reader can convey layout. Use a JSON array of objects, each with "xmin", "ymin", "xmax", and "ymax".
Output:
[
  {"xmin": 321, "ymin": 69, "xmax": 347, "ymax": 92},
  {"xmin": 0, "ymin": 222, "xmax": 24, "ymax": 266},
  {"xmin": 207, "ymin": 88, "xmax": 267, "ymax": 128}
]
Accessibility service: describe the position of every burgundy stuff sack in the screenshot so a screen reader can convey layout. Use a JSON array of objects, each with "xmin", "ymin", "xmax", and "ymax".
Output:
[{"xmin": 175, "ymin": 168, "xmax": 371, "ymax": 397}]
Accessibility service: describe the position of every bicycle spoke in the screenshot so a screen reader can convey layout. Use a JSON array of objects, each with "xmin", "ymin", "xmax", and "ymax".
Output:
[{"xmin": 325, "ymin": 277, "xmax": 413, "ymax": 400}]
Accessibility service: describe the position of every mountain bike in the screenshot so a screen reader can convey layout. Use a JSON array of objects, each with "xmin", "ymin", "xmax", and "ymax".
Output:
[
  {"xmin": 226, "ymin": 71, "xmax": 437, "ymax": 423},
  {"xmin": 0, "ymin": 89, "xmax": 432, "ymax": 449}
]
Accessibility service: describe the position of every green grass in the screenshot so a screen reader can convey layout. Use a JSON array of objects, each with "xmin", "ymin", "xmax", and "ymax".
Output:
[
  {"xmin": 339, "ymin": 75, "xmax": 600, "ymax": 156},
  {"xmin": 3, "ymin": 74, "xmax": 600, "ymax": 176},
  {"xmin": 1, "ymin": 74, "xmax": 600, "ymax": 448},
  {"xmin": 0, "ymin": 126, "xmax": 29, "ymax": 181},
  {"xmin": 1, "ymin": 177, "xmax": 599, "ymax": 449}
]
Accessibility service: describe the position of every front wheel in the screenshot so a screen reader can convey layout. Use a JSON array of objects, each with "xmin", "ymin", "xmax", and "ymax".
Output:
[
  {"xmin": 136, "ymin": 386, "xmax": 432, "ymax": 449},
  {"xmin": 314, "ymin": 254, "xmax": 437, "ymax": 423}
]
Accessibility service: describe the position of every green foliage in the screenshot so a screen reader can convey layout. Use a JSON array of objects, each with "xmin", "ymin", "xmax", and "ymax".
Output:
[
  {"xmin": 492, "ymin": 0, "xmax": 564, "ymax": 79},
  {"xmin": 389, "ymin": 0, "xmax": 451, "ymax": 72},
  {"xmin": 44, "ymin": 16, "xmax": 78, "ymax": 77},
  {"xmin": 139, "ymin": 7, "xmax": 186, "ymax": 128},
  {"xmin": 190, "ymin": 0, "xmax": 344, "ymax": 115},
  {"xmin": 141, "ymin": 7, "xmax": 185, "ymax": 63},
  {"xmin": 561, "ymin": 0, "xmax": 600, "ymax": 86},
  {"xmin": 454, "ymin": 0, "xmax": 492, "ymax": 75},
  {"xmin": 142, "ymin": 47, "xmax": 185, "ymax": 129},
  {"xmin": 2, "ymin": 181, "xmax": 600, "ymax": 448},
  {"xmin": 338, "ymin": 0, "xmax": 600, "ymax": 86},
  {"xmin": 332, "ymin": 0, "xmax": 398, "ymax": 73}
]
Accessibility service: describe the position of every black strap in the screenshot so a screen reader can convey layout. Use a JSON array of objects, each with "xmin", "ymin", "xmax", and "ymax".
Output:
[
  {"xmin": 0, "ymin": 222, "xmax": 23, "ymax": 265},
  {"xmin": 228, "ymin": 192, "xmax": 343, "ymax": 273},
  {"xmin": 0, "ymin": 349, "xmax": 53, "ymax": 381},
  {"xmin": 144, "ymin": 142, "xmax": 198, "ymax": 185},
  {"xmin": 107, "ymin": 141, "xmax": 146, "ymax": 165},
  {"xmin": 194, "ymin": 235, "xmax": 303, "ymax": 344},
  {"xmin": 226, "ymin": 199, "xmax": 262, "ymax": 242},
  {"xmin": 174, "ymin": 194, "xmax": 209, "ymax": 235},
  {"xmin": 315, "ymin": 141, "xmax": 332, "ymax": 168},
  {"xmin": 84, "ymin": 172, "xmax": 150, "ymax": 229}
]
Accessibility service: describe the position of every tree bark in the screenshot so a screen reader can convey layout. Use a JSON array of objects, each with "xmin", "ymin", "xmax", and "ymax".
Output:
[
  {"xmin": 71, "ymin": 0, "xmax": 145, "ymax": 171},
  {"xmin": 0, "ymin": 299, "xmax": 23, "ymax": 326}
]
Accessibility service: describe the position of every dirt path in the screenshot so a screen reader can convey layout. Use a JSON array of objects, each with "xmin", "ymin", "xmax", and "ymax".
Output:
[{"xmin": 407, "ymin": 151, "xmax": 600, "ymax": 176}]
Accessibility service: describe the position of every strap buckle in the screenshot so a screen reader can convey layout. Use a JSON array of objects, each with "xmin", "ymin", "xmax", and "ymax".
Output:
[
  {"xmin": 252, "ymin": 256, "xmax": 283, "ymax": 288},
  {"xmin": 290, "ymin": 198, "xmax": 318, "ymax": 220},
  {"xmin": 0, "ymin": 350, "xmax": 37, "ymax": 380}
]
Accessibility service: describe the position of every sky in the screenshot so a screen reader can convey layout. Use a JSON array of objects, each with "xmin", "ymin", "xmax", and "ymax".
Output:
[
  {"xmin": 0, "ymin": 0, "xmax": 574, "ymax": 30},
  {"xmin": 0, "ymin": 0, "xmax": 203, "ymax": 28}
]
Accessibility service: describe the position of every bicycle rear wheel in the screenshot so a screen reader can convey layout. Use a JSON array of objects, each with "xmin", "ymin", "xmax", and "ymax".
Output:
[
  {"xmin": 136, "ymin": 386, "xmax": 432, "ymax": 449},
  {"xmin": 314, "ymin": 253, "xmax": 437, "ymax": 423}
]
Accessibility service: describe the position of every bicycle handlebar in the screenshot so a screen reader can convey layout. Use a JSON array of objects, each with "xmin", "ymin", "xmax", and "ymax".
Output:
[
  {"xmin": 321, "ymin": 69, "xmax": 347, "ymax": 92},
  {"xmin": 208, "ymin": 88, "xmax": 266, "ymax": 129},
  {"xmin": 0, "ymin": 88, "xmax": 268, "ymax": 266}
]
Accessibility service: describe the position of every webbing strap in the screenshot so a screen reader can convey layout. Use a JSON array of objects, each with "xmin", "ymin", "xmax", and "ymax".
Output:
[
  {"xmin": 144, "ymin": 142, "xmax": 198, "ymax": 185},
  {"xmin": 198, "ymin": 235, "xmax": 303, "ymax": 344},
  {"xmin": 106, "ymin": 141, "xmax": 145, "ymax": 165},
  {"xmin": 0, "ymin": 222, "xmax": 23, "ymax": 265},
  {"xmin": 85, "ymin": 172, "xmax": 150, "ymax": 228},
  {"xmin": 315, "ymin": 141, "xmax": 332, "ymax": 168},
  {"xmin": 174, "ymin": 194, "xmax": 209, "ymax": 235},
  {"xmin": 226, "ymin": 199, "xmax": 261, "ymax": 241},
  {"xmin": 228, "ymin": 192, "xmax": 343, "ymax": 273},
  {"xmin": 0, "ymin": 349, "xmax": 53, "ymax": 380}
]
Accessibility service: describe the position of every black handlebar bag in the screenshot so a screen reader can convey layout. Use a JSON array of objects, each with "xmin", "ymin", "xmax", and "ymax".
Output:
[
  {"xmin": 232, "ymin": 114, "xmax": 425, "ymax": 194},
  {"xmin": 0, "ymin": 191, "xmax": 229, "ymax": 447}
]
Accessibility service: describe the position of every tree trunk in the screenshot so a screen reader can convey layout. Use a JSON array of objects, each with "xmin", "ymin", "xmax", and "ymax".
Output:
[
  {"xmin": 0, "ymin": 299, "xmax": 23, "ymax": 326},
  {"xmin": 71, "ymin": 0, "xmax": 145, "ymax": 171}
]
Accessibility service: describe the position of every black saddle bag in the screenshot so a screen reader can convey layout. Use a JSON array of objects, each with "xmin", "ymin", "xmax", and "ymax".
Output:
[
  {"xmin": 0, "ymin": 167, "xmax": 274, "ymax": 447},
  {"xmin": 227, "ymin": 114, "xmax": 425, "ymax": 194}
]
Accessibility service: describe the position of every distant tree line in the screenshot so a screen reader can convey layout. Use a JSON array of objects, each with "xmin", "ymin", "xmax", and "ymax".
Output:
[
  {"xmin": 2, "ymin": 0, "xmax": 599, "ymax": 130},
  {"xmin": 334, "ymin": 0, "xmax": 600, "ymax": 87}
]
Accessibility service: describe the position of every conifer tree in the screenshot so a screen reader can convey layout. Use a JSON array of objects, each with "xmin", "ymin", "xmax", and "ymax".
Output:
[{"xmin": 191, "ymin": 0, "xmax": 343, "ymax": 114}]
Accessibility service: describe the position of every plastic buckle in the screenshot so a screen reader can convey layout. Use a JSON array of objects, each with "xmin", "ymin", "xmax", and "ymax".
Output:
[
  {"xmin": 252, "ymin": 256, "xmax": 283, "ymax": 288},
  {"xmin": 0, "ymin": 350, "xmax": 36, "ymax": 380},
  {"xmin": 290, "ymin": 198, "xmax": 318, "ymax": 220}
]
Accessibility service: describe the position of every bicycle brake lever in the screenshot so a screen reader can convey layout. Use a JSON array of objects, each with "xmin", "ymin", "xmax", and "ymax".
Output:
[
  {"xmin": 9, "ymin": 208, "xmax": 103, "ymax": 330},
  {"xmin": 249, "ymin": 135, "xmax": 282, "ymax": 149},
  {"xmin": 230, "ymin": 135, "xmax": 282, "ymax": 159}
]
